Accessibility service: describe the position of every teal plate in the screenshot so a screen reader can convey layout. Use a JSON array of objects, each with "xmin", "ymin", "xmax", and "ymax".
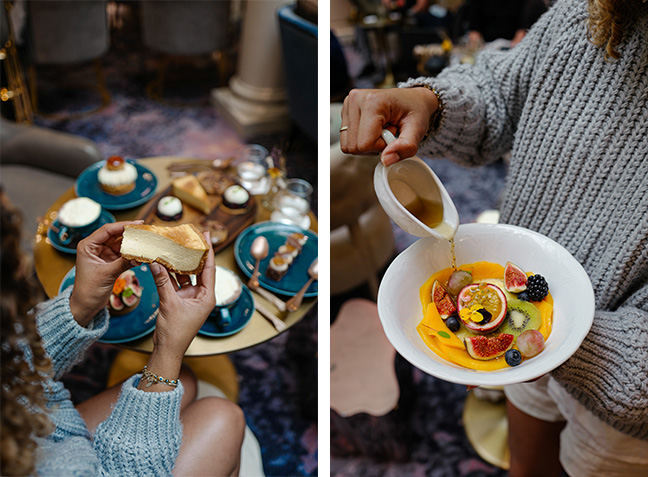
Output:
[
  {"xmin": 75, "ymin": 159, "xmax": 157, "ymax": 210},
  {"xmin": 48, "ymin": 209, "xmax": 116, "ymax": 254},
  {"xmin": 198, "ymin": 286, "xmax": 254, "ymax": 337},
  {"xmin": 234, "ymin": 221, "xmax": 318, "ymax": 297},
  {"xmin": 58, "ymin": 264, "xmax": 159, "ymax": 343}
]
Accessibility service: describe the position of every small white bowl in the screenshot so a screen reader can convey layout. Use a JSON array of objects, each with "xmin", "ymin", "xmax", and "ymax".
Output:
[{"xmin": 377, "ymin": 223, "xmax": 595, "ymax": 386}]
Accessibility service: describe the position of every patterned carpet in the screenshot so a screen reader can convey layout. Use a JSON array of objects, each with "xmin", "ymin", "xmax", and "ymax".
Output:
[{"xmin": 31, "ymin": 24, "xmax": 318, "ymax": 477}]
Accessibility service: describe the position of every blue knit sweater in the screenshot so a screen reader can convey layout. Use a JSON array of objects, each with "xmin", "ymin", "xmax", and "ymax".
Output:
[{"xmin": 33, "ymin": 287, "xmax": 184, "ymax": 476}]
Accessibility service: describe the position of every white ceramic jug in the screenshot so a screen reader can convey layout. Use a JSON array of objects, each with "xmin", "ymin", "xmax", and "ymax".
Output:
[{"xmin": 374, "ymin": 130, "xmax": 459, "ymax": 240}]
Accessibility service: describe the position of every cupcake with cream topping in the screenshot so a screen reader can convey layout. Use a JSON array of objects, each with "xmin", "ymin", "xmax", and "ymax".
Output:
[{"xmin": 98, "ymin": 156, "xmax": 138, "ymax": 195}]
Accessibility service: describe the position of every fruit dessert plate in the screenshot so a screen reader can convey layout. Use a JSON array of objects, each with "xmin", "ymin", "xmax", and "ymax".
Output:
[{"xmin": 377, "ymin": 223, "xmax": 595, "ymax": 386}]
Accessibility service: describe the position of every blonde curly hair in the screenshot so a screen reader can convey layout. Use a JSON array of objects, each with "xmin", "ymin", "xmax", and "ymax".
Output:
[
  {"xmin": 587, "ymin": 0, "xmax": 642, "ymax": 59},
  {"xmin": 1, "ymin": 190, "xmax": 54, "ymax": 476}
]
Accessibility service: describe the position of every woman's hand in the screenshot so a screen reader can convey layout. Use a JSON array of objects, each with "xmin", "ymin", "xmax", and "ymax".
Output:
[
  {"xmin": 340, "ymin": 87, "xmax": 439, "ymax": 166},
  {"xmin": 70, "ymin": 221, "xmax": 142, "ymax": 326},
  {"xmin": 149, "ymin": 236, "xmax": 216, "ymax": 361}
]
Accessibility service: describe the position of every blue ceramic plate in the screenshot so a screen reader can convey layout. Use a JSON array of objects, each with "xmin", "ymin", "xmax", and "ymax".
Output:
[
  {"xmin": 48, "ymin": 209, "xmax": 116, "ymax": 254},
  {"xmin": 234, "ymin": 222, "xmax": 318, "ymax": 297},
  {"xmin": 58, "ymin": 264, "xmax": 159, "ymax": 344},
  {"xmin": 75, "ymin": 160, "xmax": 157, "ymax": 210},
  {"xmin": 198, "ymin": 286, "xmax": 254, "ymax": 337}
]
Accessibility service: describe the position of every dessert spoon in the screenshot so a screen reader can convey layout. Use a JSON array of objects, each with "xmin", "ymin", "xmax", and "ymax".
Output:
[
  {"xmin": 248, "ymin": 236, "xmax": 287, "ymax": 312},
  {"xmin": 286, "ymin": 258, "xmax": 318, "ymax": 312}
]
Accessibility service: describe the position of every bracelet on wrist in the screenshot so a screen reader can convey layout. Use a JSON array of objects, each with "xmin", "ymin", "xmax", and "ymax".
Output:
[
  {"xmin": 411, "ymin": 84, "xmax": 444, "ymax": 136},
  {"xmin": 141, "ymin": 366, "xmax": 179, "ymax": 388}
]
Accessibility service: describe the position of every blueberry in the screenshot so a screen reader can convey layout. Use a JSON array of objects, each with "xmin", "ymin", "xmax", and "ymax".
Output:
[
  {"xmin": 445, "ymin": 316, "xmax": 460, "ymax": 332},
  {"xmin": 505, "ymin": 349, "xmax": 522, "ymax": 367},
  {"xmin": 517, "ymin": 291, "xmax": 530, "ymax": 301}
]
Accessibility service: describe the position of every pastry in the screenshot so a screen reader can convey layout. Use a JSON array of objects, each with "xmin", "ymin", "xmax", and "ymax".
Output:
[
  {"xmin": 266, "ymin": 255, "xmax": 291, "ymax": 281},
  {"xmin": 98, "ymin": 156, "xmax": 138, "ymax": 195},
  {"xmin": 199, "ymin": 218, "xmax": 229, "ymax": 246},
  {"xmin": 196, "ymin": 170, "xmax": 234, "ymax": 195},
  {"xmin": 221, "ymin": 185, "xmax": 250, "ymax": 212},
  {"xmin": 265, "ymin": 232, "xmax": 309, "ymax": 281},
  {"xmin": 156, "ymin": 196, "xmax": 183, "ymax": 221},
  {"xmin": 171, "ymin": 175, "xmax": 211, "ymax": 214},
  {"xmin": 109, "ymin": 270, "xmax": 142, "ymax": 315},
  {"xmin": 120, "ymin": 223, "xmax": 210, "ymax": 275}
]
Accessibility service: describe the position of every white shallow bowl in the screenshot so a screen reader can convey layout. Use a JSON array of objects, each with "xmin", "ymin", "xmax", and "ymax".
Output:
[{"xmin": 377, "ymin": 223, "xmax": 595, "ymax": 386}]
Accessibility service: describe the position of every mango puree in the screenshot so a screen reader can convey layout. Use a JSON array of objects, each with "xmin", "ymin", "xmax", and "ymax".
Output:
[{"xmin": 417, "ymin": 261, "xmax": 553, "ymax": 371}]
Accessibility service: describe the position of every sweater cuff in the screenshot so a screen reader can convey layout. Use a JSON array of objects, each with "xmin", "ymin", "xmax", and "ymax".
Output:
[
  {"xmin": 36, "ymin": 286, "xmax": 109, "ymax": 378},
  {"xmin": 399, "ymin": 74, "xmax": 486, "ymax": 165},
  {"xmin": 93, "ymin": 375, "xmax": 184, "ymax": 475}
]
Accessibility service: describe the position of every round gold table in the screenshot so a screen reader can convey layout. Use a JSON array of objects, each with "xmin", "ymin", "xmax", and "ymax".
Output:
[{"xmin": 33, "ymin": 156, "xmax": 318, "ymax": 357}]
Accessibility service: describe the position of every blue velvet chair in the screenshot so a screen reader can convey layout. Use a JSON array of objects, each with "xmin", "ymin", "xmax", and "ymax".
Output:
[{"xmin": 277, "ymin": 3, "xmax": 317, "ymax": 143}]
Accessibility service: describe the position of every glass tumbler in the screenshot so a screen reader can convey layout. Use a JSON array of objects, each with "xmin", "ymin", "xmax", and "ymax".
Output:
[
  {"xmin": 271, "ymin": 178, "xmax": 313, "ymax": 229},
  {"xmin": 236, "ymin": 144, "xmax": 269, "ymax": 194}
]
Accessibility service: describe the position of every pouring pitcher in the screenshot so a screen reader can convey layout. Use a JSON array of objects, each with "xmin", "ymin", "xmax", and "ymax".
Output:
[{"xmin": 373, "ymin": 130, "xmax": 459, "ymax": 241}]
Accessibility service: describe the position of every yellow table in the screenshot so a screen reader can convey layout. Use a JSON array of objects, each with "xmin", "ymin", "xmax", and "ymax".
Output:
[{"xmin": 34, "ymin": 156, "xmax": 318, "ymax": 357}]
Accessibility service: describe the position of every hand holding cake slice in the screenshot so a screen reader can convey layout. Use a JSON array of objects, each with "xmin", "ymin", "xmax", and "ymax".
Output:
[{"xmin": 120, "ymin": 224, "xmax": 210, "ymax": 275}]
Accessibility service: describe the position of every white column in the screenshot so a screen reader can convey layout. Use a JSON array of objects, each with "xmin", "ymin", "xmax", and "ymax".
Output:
[{"xmin": 212, "ymin": 0, "xmax": 290, "ymax": 138}]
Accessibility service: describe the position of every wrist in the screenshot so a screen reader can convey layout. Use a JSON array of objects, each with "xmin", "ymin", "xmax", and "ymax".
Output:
[
  {"xmin": 69, "ymin": 289, "xmax": 104, "ymax": 327},
  {"xmin": 138, "ymin": 351, "xmax": 182, "ymax": 392},
  {"xmin": 411, "ymin": 84, "xmax": 444, "ymax": 135}
]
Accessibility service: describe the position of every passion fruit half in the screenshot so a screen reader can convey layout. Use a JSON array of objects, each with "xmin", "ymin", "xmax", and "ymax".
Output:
[{"xmin": 457, "ymin": 283, "xmax": 507, "ymax": 334}]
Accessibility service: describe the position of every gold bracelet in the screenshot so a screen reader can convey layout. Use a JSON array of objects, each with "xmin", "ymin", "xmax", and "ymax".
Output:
[
  {"xmin": 412, "ymin": 84, "xmax": 444, "ymax": 136},
  {"xmin": 141, "ymin": 366, "xmax": 179, "ymax": 388}
]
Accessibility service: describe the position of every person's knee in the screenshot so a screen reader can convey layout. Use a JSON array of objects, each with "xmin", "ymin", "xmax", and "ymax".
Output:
[{"xmin": 201, "ymin": 398, "xmax": 246, "ymax": 443}]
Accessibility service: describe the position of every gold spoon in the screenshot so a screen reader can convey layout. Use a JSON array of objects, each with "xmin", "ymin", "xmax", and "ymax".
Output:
[
  {"xmin": 248, "ymin": 236, "xmax": 268, "ymax": 289},
  {"xmin": 248, "ymin": 236, "xmax": 287, "ymax": 312},
  {"xmin": 286, "ymin": 258, "xmax": 318, "ymax": 312}
]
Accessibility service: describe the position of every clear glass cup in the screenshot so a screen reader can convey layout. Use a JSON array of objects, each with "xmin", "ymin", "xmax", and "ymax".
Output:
[
  {"xmin": 236, "ymin": 144, "xmax": 269, "ymax": 194},
  {"xmin": 271, "ymin": 178, "xmax": 313, "ymax": 229}
]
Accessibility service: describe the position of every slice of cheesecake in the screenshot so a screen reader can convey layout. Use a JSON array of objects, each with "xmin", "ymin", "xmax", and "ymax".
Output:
[
  {"xmin": 120, "ymin": 224, "xmax": 210, "ymax": 275},
  {"xmin": 172, "ymin": 175, "xmax": 211, "ymax": 214}
]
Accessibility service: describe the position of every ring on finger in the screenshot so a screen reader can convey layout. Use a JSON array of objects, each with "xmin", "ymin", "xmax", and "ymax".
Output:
[{"xmin": 339, "ymin": 126, "xmax": 349, "ymax": 132}]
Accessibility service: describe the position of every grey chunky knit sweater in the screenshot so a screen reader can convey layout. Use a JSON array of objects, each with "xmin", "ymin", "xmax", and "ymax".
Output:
[
  {"xmin": 33, "ymin": 287, "xmax": 184, "ymax": 475},
  {"xmin": 403, "ymin": 0, "xmax": 648, "ymax": 440}
]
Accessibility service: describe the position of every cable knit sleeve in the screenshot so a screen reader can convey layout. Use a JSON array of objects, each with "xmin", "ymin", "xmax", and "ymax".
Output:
[
  {"xmin": 36, "ymin": 376, "xmax": 184, "ymax": 476},
  {"xmin": 399, "ymin": 0, "xmax": 573, "ymax": 166},
  {"xmin": 551, "ymin": 284, "xmax": 648, "ymax": 440},
  {"xmin": 35, "ymin": 285, "xmax": 109, "ymax": 380},
  {"xmin": 93, "ymin": 375, "xmax": 184, "ymax": 476},
  {"xmin": 32, "ymin": 289, "xmax": 185, "ymax": 474}
]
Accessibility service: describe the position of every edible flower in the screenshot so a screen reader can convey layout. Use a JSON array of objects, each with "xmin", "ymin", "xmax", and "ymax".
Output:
[{"xmin": 459, "ymin": 304, "xmax": 490, "ymax": 323}]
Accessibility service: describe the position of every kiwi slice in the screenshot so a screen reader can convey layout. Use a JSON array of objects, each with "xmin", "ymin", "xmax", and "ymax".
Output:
[{"xmin": 498, "ymin": 299, "xmax": 542, "ymax": 337}]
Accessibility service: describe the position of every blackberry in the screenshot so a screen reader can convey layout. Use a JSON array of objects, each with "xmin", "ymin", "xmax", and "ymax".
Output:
[{"xmin": 526, "ymin": 275, "xmax": 549, "ymax": 301}]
